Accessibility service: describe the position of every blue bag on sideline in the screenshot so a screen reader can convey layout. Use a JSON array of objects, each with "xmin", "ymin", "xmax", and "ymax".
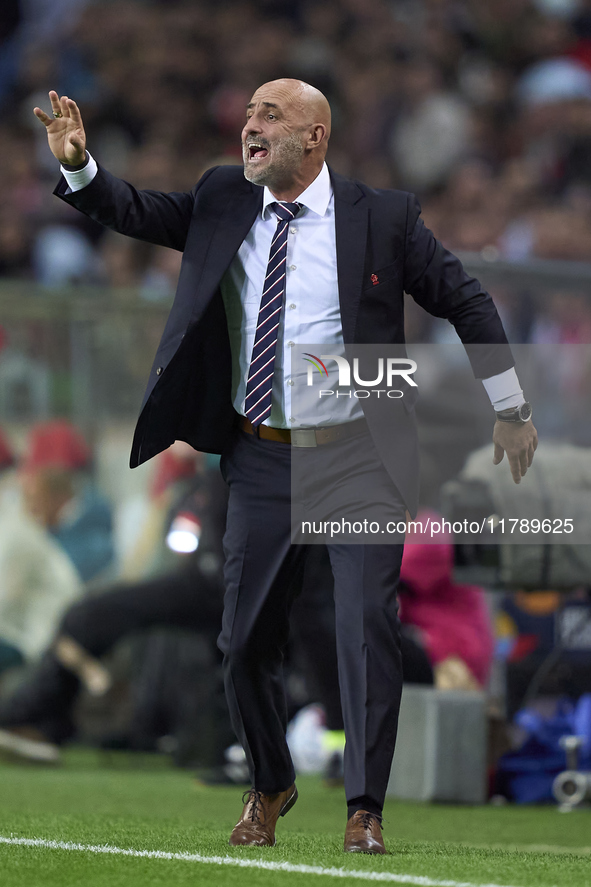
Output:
[{"xmin": 496, "ymin": 694, "xmax": 591, "ymax": 803}]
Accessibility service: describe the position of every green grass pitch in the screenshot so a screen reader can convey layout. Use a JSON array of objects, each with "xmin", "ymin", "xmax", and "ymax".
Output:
[{"xmin": 0, "ymin": 748, "xmax": 589, "ymax": 887}]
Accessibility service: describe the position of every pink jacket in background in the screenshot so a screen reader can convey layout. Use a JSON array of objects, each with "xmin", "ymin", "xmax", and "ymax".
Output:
[{"xmin": 399, "ymin": 511, "xmax": 494, "ymax": 687}]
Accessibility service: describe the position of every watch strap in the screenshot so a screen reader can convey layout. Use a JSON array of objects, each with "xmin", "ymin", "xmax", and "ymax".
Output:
[{"xmin": 495, "ymin": 402, "xmax": 532, "ymax": 423}]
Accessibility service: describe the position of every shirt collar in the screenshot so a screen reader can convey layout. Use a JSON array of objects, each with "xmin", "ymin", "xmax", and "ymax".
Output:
[{"xmin": 262, "ymin": 162, "xmax": 332, "ymax": 219}]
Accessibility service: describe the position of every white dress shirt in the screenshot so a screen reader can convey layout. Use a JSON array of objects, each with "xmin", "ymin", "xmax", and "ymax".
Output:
[
  {"xmin": 61, "ymin": 156, "xmax": 524, "ymax": 425},
  {"xmin": 220, "ymin": 163, "xmax": 363, "ymax": 427}
]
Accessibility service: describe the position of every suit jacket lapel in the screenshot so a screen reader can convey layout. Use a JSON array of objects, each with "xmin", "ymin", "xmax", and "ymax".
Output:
[
  {"xmin": 189, "ymin": 180, "xmax": 262, "ymax": 320},
  {"xmin": 188, "ymin": 169, "xmax": 368, "ymax": 340},
  {"xmin": 331, "ymin": 169, "xmax": 368, "ymax": 343}
]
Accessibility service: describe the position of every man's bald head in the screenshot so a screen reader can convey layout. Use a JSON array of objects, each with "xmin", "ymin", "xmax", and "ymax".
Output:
[
  {"xmin": 242, "ymin": 79, "xmax": 331, "ymax": 200},
  {"xmin": 256, "ymin": 79, "xmax": 332, "ymax": 139}
]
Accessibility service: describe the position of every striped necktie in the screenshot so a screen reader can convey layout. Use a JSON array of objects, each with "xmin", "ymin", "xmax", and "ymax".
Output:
[{"xmin": 244, "ymin": 201, "xmax": 302, "ymax": 427}]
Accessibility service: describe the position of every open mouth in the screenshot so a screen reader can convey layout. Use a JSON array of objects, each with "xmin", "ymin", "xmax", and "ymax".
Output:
[{"xmin": 247, "ymin": 143, "xmax": 269, "ymax": 160}]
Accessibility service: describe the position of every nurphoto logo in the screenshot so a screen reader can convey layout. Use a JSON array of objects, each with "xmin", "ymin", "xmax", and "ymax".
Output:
[{"xmin": 303, "ymin": 353, "xmax": 417, "ymax": 400}]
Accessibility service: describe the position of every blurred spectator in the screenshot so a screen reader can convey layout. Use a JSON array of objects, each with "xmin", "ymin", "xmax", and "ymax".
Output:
[
  {"xmin": 390, "ymin": 57, "xmax": 472, "ymax": 193},
  {"xmin": 517, "ymin": 57, "xmax": 591, "ymax": 106},
  {"xmin": 117, "ymin": 440, "xmax": 206, "ymax": 580},
  {"xmin": 0, "ymin": 425, "xmax": 82, "ymax": 674},
  {"xmin": 496, "ymin": 588, "xmax": 591, "ymax": 718},
  {"xmin": 400, "ymin": 510, "xmax": 495, "ymax": 690},
  {"xmin": 20, "ymin": 420, "xmax": 115, "ymax": 582},
  {"xmin": 0, "ymin": 444, "xmax": 229, "ymax": 764},
  {"xmin": 33, "ymin": 224, "xmax": 99, "ymax": 286}
]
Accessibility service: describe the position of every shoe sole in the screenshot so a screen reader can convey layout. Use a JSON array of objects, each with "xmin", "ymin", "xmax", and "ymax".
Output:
[
  {"xmin": 0, "ymin": 728, "xmax": 60, "ymax": 764},
  {"xmin": 280, "ymin": 785, "xmax": 298, "ymax": 817}
]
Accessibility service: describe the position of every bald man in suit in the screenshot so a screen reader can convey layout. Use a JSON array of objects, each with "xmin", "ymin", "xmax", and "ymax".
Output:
[{"xmin": 36, "ymin": 80, "xmax": 536, "ymax": 853}]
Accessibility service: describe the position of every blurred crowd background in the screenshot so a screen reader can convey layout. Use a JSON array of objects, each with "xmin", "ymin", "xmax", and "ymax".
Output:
[
  {"xmin": 1, "ymin": 0, "xmax": 591, "ymax": 335},
  {"xmin": 1, "ymin": 0, "xmax": 591, "ymax": 423},
  {"xmin": 0, "ymin": 0, "xmax": 590, "ymax": 791}
]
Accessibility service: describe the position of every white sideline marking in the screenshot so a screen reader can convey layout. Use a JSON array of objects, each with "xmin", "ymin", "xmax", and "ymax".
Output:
[{"xmin": 0, "ymin": 835, "xmax": 551, "ymax": 887}]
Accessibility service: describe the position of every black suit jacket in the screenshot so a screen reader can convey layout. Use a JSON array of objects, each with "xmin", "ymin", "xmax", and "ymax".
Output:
[{"xmin": 55, "ymin": 164, "xmax": 512, "ymax": 513}]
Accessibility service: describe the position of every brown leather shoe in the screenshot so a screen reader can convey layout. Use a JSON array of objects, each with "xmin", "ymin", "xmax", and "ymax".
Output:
[
  {"xmin": 229, "ymin": 784, "xmax": 298, "ymax": 846},
  {"xmin": 344, "ymin": 810, "xmax": 387, "ymax": 854}
]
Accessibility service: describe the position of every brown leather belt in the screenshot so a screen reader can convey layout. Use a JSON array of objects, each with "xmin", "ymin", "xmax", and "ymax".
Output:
[{"xmin": 240, "ymin": 415, "xmax": 368, "ymax": 447}]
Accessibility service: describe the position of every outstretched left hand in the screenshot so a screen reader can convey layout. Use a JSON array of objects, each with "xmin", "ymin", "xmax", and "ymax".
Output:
[{"xmin": 492, "ymin": 419, "xmax": 538, "ymax": 484}]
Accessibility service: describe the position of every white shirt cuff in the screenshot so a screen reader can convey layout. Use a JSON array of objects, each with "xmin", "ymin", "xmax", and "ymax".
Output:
[
  {"xmin": 482, "ymin": 367, "xmax": 525, "ymax": 411},
  {"xmin": 60, "ymin": 152, "xmax": 98, "ymax": 192}
]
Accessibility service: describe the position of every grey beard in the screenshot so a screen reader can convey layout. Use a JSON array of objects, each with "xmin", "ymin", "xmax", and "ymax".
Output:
[{"xmin": 243, "ymin": 132, "xmax": 305, "ymax": 188}]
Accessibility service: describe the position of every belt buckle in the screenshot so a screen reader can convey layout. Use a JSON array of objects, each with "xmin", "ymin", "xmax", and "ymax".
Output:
[{"xmin": 290, "ymin": 428, "xmax": 318, "ymax": 448}]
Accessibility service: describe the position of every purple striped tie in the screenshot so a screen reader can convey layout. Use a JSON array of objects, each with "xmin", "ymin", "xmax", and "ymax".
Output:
[{"xmin": 244, "ymin": 201, "xmax": 302, "ymax": 427}]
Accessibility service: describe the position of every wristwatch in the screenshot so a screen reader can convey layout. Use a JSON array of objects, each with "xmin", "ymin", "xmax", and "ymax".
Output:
[{"xmin": 495, "ymin": 402, "xmax": 533, "ymax": 423}]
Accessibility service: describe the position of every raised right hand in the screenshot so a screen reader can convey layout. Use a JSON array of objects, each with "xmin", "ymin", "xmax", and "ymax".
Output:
[{"xmin": 33, "ymin": 91, "xmax": 87, "ymax": 166}]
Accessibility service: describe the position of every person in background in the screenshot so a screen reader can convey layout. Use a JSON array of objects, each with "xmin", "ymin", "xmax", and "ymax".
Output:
[
  {"xmin": 399, "ymin": 510, "xmax": 495, "ymax": 691},
  {"xmin": 0, "ymin": 425, "xmax": 82, "ymax": 679},
  {"xmin": 0, "ymin": 443, "xmax": 228, "ymax": 764},
  {"xmin": 496, "ymin": 588, "xmax": 591, "ymax": 719},
  {"xmin": 20, "ymin": 420, "xmax": 114, "ymax": 583}
]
